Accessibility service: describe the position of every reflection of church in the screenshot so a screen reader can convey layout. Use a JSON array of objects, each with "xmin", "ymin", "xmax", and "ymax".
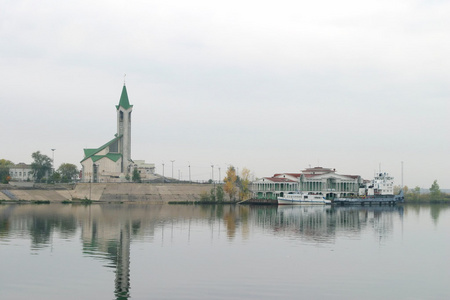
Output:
[{"xmin": 81, "ymin": 206, "xmax": 132, "ymax": 300}]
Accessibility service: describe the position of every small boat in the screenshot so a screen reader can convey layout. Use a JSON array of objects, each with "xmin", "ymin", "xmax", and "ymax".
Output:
[{"xmin": 278, "ymin": 192, "xmax": 331, "ymax": 205}]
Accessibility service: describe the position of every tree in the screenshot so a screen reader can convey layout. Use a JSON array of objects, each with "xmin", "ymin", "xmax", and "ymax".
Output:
[
  {"xmin": 50, "ymin": 171, "xmax": 61, "ymax": 183},
  {"xmin": 132, "ymin": 167, "xmax": 141, "ymax": 183},
  {"xmin": 209, "ymin": 187, "xmax": 216, "ymax": 202},
  {"xmin": 411, "ymin": 186, "xmax": 421, "ymax": 202},
  {"xmin": 430, "ymin": 180, "xmax": 441, "ymax": 201},
  {"xmin": 57, "ymin": 163, "xmax": 79, "ymax": 183},
  {"xmin": 239, "ymin": 167, "xmax": 252, "ymax": 201},
  {"xmin": 0, "ymin": 159, "xmax": 14, "ymax": 183},
  {"xmin": 224, "ymin": 165, "xmax": 237, "ymax": 201},
  {"xmin": 216, "ymin": 185, "xmax": 224, "ymax": 202},
  {"xmin": 31, "ymin": 151, "xmax": 52, "ymax": 182}
]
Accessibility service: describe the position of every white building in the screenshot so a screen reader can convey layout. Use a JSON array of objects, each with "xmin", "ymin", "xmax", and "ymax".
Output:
[
  {"xmin": 9, "ymin": 163, "xmax": 33, "ymax": 181},
  {"xmin": 132, "ymin": 160, "xmax": 156, "ymax": 182},
  {"xmin": 252, "ymin": 167, "xmax": 364, "ymax": 200},
  {"xmin": 80, "ymin": 84, "xmax": 134, "ymax": 183}
]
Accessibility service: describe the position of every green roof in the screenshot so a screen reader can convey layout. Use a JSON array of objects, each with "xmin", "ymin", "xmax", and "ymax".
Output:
[
  {"xmin": 115, "ymin": 85, "xmax": 133, "ymax": 110},
  {"xmin": 81, "ymin": 135, "xmax": 123, "ymax": 163},
  {"xmin": 91, "ymin": 153, "xmax": 122, "ymax": 163}
]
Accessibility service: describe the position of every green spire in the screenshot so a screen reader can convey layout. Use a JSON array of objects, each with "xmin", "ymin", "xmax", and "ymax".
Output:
[{"xmin": 116, "ymin": 85, "xmax": 133, "ymax": 110}]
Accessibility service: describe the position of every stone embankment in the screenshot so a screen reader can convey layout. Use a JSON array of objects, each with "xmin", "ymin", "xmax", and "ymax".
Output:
[{"xmin": 0, "ymin": 183, "xmax": 214, "ymax": 203}]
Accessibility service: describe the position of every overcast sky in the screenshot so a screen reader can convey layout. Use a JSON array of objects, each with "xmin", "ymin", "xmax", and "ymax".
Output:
[{"xmin": 2, "ymin": 0, "xmax": 449, "ymax": 188}]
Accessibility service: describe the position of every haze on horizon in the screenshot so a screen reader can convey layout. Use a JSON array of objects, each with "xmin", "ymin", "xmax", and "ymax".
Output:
[{"xmin": 1, "ymin": 0, "xmax": 449, "ymax": 189}]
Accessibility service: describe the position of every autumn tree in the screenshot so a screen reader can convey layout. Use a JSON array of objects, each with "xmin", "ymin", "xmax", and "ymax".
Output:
[
  {"xmin": 239, "ymin": 167, "xmax": 252, "ymax": 201},
  {"xmin": 31, "ymin": 151, "xmax": 52, "ymax": 182},
  {"xmin": 223, "ymin": 165, "xmax": 237, "ymax": 201},
  {"xmin": 0, "ymin": 159, "xmax": 14, "ymax": 183},
  {"xmin": 429, "ymin": 180, "xmax": 441, "ymax": 201},
  {"xmin": 57, "ymin": 163, "xmax": 79, "ymax": 183}
]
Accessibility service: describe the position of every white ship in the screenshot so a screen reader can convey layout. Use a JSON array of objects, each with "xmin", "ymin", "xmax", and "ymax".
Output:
[{"xmin": 278, "ymin": 192, "xmax": 331, "ymax": 205}]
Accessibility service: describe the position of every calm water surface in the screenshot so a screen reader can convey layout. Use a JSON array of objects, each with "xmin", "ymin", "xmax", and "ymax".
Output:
[{"xmin": 1, "ymin": 203, "xmax": 449, "ymax": 300}]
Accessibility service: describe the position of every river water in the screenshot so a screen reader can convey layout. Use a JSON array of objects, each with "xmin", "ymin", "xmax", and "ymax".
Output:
[{"xmin": 0, "ymin": 203, "xmax": 449, "ymax": 300}]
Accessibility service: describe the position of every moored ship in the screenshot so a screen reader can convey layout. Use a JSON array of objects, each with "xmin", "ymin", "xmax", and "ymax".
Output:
[
  {"xmin": 278, "ymin": 192, "xmax": 331, "ymax": 205},
  {"xmin": 334, "ymin": 172, "xmax": 404, "ymax": 205}
]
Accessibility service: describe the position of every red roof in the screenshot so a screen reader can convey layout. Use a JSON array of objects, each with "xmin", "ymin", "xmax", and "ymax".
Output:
[
  {"xmin": 273, "ymin": 173, "xmax": 302, "ymax": 178},
  {"xmin": 263, "ymin": 177, "xmax": 296, "ymax": 183}
]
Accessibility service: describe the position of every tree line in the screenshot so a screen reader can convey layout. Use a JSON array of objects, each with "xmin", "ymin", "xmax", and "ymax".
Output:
[
  {"xmin": 1, "ymin": 151, "xmax": 79, "ymax": 184},
  {"xmin": 199, "ymin": 165, "xmax": 252, "ymax": 202},
  {"xmin": 395, "ymin": 180, "xmax": 449, "ymax": 203}
]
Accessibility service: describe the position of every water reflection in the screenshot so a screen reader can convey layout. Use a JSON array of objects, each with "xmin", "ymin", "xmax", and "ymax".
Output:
[
  {"xmin": 0, "ymin": 203, "xmax": 448, "ymax": 299},
  {"xmin": 245, "ymin": 205, "xmax": 404, "ymax": 244}
]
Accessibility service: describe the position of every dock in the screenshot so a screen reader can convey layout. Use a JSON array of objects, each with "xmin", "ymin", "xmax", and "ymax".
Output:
[{"xmin": 333, "ymin": 198, "xmax": 399, "ymax": 206}]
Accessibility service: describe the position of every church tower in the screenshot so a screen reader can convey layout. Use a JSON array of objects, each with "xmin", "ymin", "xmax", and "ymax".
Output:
[{"xmin": 116, "ymin": 84, "xmax": 133, "ymax": 173}]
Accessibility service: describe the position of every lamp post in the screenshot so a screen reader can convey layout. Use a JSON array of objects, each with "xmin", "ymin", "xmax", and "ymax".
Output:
[
  {"xmin": 170, "ymin": 160, "xmax": 175, "ymax": 179},
  {"xmin": 89, "ymin": 172, "xmax": 92, "ymax": 201},
  {"xmin": 188, "ymin": 163, "xmax": 191, "ymax": 184},
  {"xmin": 51, "ymin": 149, "xmax": 56, "ymax": 174}
]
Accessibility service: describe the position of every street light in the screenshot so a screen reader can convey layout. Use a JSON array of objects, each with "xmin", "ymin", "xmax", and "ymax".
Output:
[
  {"xmin": 170, "ymin": 160, "xmax": 175, "ymax": 179},
  {"xmin": 51, "ymin": 149, "xmax": 56, "ymax": 174},
  {"xmin": 188, "ymin": 162, "xmax": 191, "ymax": 183}
]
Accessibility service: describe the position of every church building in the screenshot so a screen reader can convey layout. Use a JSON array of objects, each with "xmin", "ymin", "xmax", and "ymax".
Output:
[{"xmin": 80, "ymin": 84, "xmax": 134, "ymax": 183}]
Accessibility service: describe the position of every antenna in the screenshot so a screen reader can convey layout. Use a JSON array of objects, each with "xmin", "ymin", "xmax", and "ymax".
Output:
[
  {"xmin": 401, "ymin": 161, "xmax": 404, "ymax": 188},
  {"xmin": 123, "ymin": 73, "xmax": 126, "ymax": 86}
]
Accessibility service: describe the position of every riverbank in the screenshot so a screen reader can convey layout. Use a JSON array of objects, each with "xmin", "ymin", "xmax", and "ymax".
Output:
[{"xmin": 0, "ymin": 183, "xmax": 215, "ymax": 203}]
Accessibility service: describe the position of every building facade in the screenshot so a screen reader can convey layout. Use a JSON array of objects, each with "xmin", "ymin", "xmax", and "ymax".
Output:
[
  {"xmin": 252, "ymin": 167, "xmax": 364, "ymax": 200},
  {"xmin": 132, "ymin": 160, "xmax": 156, "ymax": 182},
  {"xmin": 80, "ymin": 85, "xmax": 134, "ymax": 183},
  {"xmin": 9, "ymin": 163, "xmax": 33, "ymax": 181}
]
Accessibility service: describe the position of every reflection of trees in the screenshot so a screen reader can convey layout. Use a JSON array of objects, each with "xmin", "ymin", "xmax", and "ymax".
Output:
[
  {"xmin": 403, "ymin": 204, "xmax": 446, "ymax": 225},
  {"xmin": 0, "ymin": 206, "xmax": 77, "ymax": 249},
  {"xmin": 29, "ymin": 213, "xmax": 77, "ymax": 248},
  {"xmin": 429, "ymin": 205, "xmax": 444, "ymax": 225}
]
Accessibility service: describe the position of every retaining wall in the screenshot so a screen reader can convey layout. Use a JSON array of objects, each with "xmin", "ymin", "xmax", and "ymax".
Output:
[{"xmin": 1, "ymin": 183, "xmax": 215, "ymax": 203}]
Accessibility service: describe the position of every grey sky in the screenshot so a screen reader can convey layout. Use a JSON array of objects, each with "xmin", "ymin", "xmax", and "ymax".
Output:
[{"xmin": 1, "ymin": 0, "xmax": 449, "ymax": 187}]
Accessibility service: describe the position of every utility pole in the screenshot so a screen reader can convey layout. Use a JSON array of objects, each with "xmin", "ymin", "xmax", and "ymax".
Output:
[
  {"xmin": 211, "ymin": 164, "xmax": 214, "ymax": 183},
  {"xmin": 171, "ymin": 160, "xmax": 175, "ymax": 179},
  {"xmin": 51, "ymin": 148, "xmax": 56, "ymax": 175},
  {"xmin": 401, "ymin": 161, "xmax": 404, "ymax": 188},
  {"xmin": 162, "ymin": 162, "xmax": 165, "ymax": 183},
  {"xmin": 188, "ymin": 163, "xmax": 191, "ymax": 183}
]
